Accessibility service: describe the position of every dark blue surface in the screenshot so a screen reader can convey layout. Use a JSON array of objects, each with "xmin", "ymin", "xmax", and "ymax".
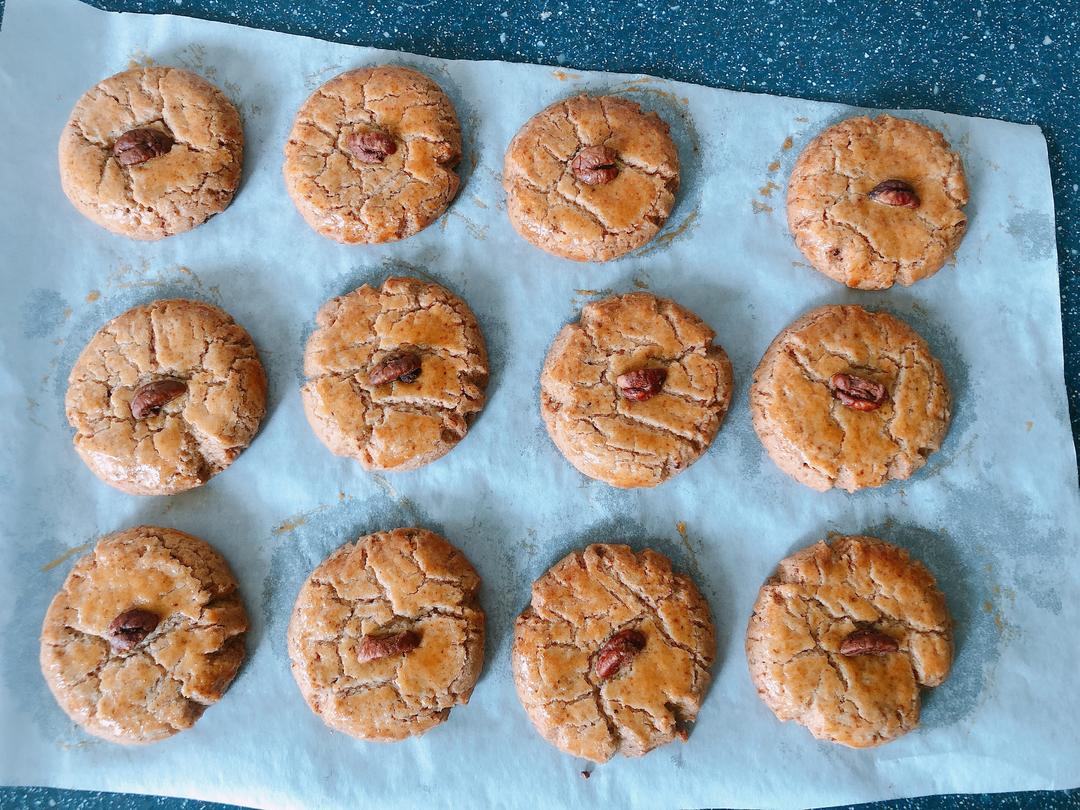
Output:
[
  {"xmin": 2, "ymin": 0, "xmax": 1078, "ymax": 808},
  {"xmin": 3, "ymin": 788, "xmax": 1080, "ymax": 810}
]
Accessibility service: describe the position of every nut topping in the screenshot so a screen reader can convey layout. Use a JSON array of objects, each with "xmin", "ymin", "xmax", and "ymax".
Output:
[
  {"xmin": 617, "ymin": 368, "xmax": 667, "ymax": 402},
  {"xmin": 571, "ymin": 145, "xmax": 619, "ymax": 186},
  {"xmin": 356, "ymin": 630, "xmax": 421, "ymax": 662},
  {"xmin": 107, "ymin": 608, "xmax": 160, "ymax": 652},
  {"xmin": 112, "ymin": 128, "xmax": 175, "ymax": 167},
  {"xmin": 368, "ymin": 352, "xmax": 422, "ymax": 386},
  {"xmin": 830, "ymin": 373, "xmax": 887, "ymax": 411},
  {"xmin": 130, "ymin": 379, "xmax": 188, "ymax": 419},
  {"xmin": 839, "ymin": 629, "xmax": 900, "ymax": 656},
  {"xmin": 867, "ymin": 179, "xmax": 920, "ymax": 209},
  {"xmin": 593, "ymin": 628, "xmax": 646, "ymax": 680},
  {"xmin": 346, "ymin": 130, "xmax": 398, "ymax": 164}
]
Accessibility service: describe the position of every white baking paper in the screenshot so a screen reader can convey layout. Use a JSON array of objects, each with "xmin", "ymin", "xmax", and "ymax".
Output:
[{"xmin": 1, "ymin": 0, "xmax": 1078, "ymax": 807}]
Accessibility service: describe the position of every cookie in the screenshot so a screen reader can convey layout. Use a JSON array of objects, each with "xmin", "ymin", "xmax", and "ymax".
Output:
[
  {"xmin": 58, "ymin": 67, "xmax": 243, "ymax": 241},
  {"xmin": 39, "ymin": 526, "xmax": 248, "ymax": 744},
  {"xmin": 787, "ymin": 114, "xmax": 968, "ymax": 289},
  {"xmin": 540, "ymin": 292, "xmax": 733, "ymax": 488},
  {"xmin": 750, "ymin": 304, "xmax": 950, "ymax": 493},
  {"xmin": 513, "ymin": 544, "xmax": 715, "ymax": 763},
  {"xmin": 503, "ymin": 94, "xmax": 679, "ymax": 262},
  {"xmin": 283, "ymin": 66, "xmax": 462, "ymax": 244},
  {"xmin": 65, "ymin": 299, "xmax": 267, "ymax": 496},
  {"xmin": 746, "ymin": 535, "xmax": 953, "ymax": 747},
  {"xmin": 301, "ymin": 276, "xmax": 488, "ymax": 471},
  {"xmin": 287, "ymin": 528, "xmax": 484, "ymax": 741}
]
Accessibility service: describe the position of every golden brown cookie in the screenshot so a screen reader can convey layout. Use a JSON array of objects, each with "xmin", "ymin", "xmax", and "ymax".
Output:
[
  {"xmin": 301, "ymin": 276, "xmax": 488, "ymax": 471},
  {"xmin": 503, "ymin": 95, "xmax": 679, "ymax": 262},
  {"xmin": 283, "ymin": 66, "xmax": 462, "ymax": 244},
  {"xmin": 540, "ymin": 292, "xmax": 733, "ymax": 488},
  {"xmin": 58, "ymin": 67, "xmax": 243, "ymax": 240},
  {"xmin": 745, "ymin": 535, "xmax": 953, "ymax": 747},
  {"xmin": 787, "ymin": 114, "xmax": 968, "ymax": 289},
  {"xmin": 513, "ymin": 544, "xmax": 715, "ymax": 763},
  {"xmin": 39, "ymin": 526, "xmax": 248, "ymax": 745},
  {"xmin": 65, "ymin": 299, "xmax": 267, "ymax": 496},
  {"xmin": 750, "ymin": 304, "xmax": 950, "ymax": 492},
  {"xmin": 287, "ymin": 528, "xmax": 485, "ymax": 741}
]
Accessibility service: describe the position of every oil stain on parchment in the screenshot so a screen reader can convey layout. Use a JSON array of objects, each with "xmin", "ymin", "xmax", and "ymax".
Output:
[{"xmin": 40, "ymin": 542, "xmax": 93, "ymax": 573}]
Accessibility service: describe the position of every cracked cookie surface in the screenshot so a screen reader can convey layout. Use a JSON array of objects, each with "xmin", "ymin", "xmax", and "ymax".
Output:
[
  {"xmin": 39, "ymin": 526, "xmax": 248, "ymax": 745},
  {"xmin": 65, "ymin": 299, "xmax": 267, "ymax": 496},
  {"xmin": 301, "ymin": 276, "xmax": 488, "ymax": 471},
  {"xmin": 59, "ymin": 67, "xmax": 243, "ymax": 241},
  {"xmin": 513, "ymin": 544, "xmax": 715, "ymax": 763},
  {"xmin": 745, "ymin": 535, "xmax": 953, "ymax": 748},
  {"xmin": 787, "ymin": 115, "xmax": 968, "ymax": 289},
  {"xmin": 540, "ymin": 292, "xmax": 733, "ymax": 488},
  {"xmin": 503, "ymin": 95, "xmax": 679, "ymax": 262},
  {"xmin": 284, "ymin": 66, "xmax": 462, "ymax": 244},
  {"xmin": 287, "ymin": 527, "xmax": 484, "ymax": 741},
  {"xmin": 750, "ymin": 304, "xmax": 950, "ymax": 493}
]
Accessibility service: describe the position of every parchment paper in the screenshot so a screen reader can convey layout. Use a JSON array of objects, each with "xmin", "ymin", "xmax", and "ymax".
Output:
[{"xmin": 1, "ymin": 0, "xmax": 1078, "ymax": 807}]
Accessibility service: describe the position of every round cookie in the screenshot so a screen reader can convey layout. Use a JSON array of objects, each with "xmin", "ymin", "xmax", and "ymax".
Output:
[
  {"xmin": 301, "ymin": 276, "xmax": 488, "ymax": 471},
  {"xmin": 65, "ymin": 299, "xmax": 267, "ymax": 496},
  {"xmin": 787, "ymin": 114, "xmax": 968, "ymax": 289},
  {"xmin": 513, "ymin": 544, "xmax": 715, "ymax": 763},
  {"xmin": 503, "ymin": 94, "xmax": 679, "ymax": 262},
  {"xmin": 750, "ymin": 304, "xmax": 950, "ymax": 493},
  {"xmin": 287, "ymin": 527, "xmax": 484, "ymax": 741},
  {"xmin": 745, "ymin": 535, "xmax": 953, "ymax": 747},
  {"xmin": 540, "ymin": 292, "xmax": 733, "ymax": 488},
  {"xmin": 283, "ymin": 66, "xmax": 462, "ymax": 244},
  {"xmin": 59, "ymin": 66, "xmax": 243, "ymax": 240},
  {"xmin": 39, "ymin": 526, "xmax": 248, "ymax": 744}
]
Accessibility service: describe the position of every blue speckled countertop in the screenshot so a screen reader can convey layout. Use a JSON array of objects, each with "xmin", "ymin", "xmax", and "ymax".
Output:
[{"xmin": 2, "ymin": 0, "xmax": 1078, "ymax": 808}]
